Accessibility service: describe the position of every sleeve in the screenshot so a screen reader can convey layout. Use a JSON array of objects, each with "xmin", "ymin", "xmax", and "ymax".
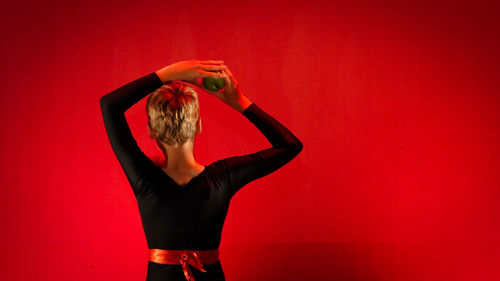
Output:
[
  {"xmin": 222, "ymin": 103, "xmax": 303, "ymax": 197},
  {"xmin": 99, "ymin": 72, "xmax": 164, "ymax": 195}
]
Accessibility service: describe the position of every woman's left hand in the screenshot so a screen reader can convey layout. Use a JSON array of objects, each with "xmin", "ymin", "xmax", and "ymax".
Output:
[{"xmin": 155, "ymin": 59, "xmax": 227, "ymax": 86}]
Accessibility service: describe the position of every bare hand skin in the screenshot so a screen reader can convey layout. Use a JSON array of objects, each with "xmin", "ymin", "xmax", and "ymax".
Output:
[
  {"xmin": 155, "ymin": 59, "xmax": 226, "ymax": 86},
  {"xmin": 207, "ymin": 66, "xmax": 253, "ymax": 113},
  {"xmin": 155, "ymin": 59, "xmax": 252, "ymax": 113}
]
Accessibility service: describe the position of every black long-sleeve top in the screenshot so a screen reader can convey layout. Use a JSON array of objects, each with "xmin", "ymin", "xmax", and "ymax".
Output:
[{"xmin": 100, "ymin": 72, "xmax": 303, "ymax": 251}]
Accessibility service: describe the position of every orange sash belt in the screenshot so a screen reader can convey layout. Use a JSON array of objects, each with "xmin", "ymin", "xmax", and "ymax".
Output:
[{"xmin": 149, "ymin": 248, "xmax": 219, "ymax": 281}]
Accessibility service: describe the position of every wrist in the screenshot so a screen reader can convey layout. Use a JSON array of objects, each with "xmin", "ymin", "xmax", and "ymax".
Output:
[
  {"xmin": 232, "ymin": 95, "xmax": 252, "ymax": 113},
  {"xmin": 155, "ymin": 66, "xmax": 176, "ymax": 84}
]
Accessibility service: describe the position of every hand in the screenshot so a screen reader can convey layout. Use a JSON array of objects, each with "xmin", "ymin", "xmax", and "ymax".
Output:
[
  {"xmin": 155, "ymin": 59, "xmax": 226, "ymax": 86},
  {"xmin": 208, "ymin": 66, "xmax": 252, "ymax": 112}
]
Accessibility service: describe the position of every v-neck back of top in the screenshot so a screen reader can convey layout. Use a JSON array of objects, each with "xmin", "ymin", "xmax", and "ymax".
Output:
[{"xmin": 161, "ymin": 165, "xmax": 208, "ymax": 187}]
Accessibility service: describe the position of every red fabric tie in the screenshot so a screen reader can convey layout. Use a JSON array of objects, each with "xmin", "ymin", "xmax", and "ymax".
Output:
[{"xmin": 149, "ymin": 248, "xmax": 219, "ymax": 281}]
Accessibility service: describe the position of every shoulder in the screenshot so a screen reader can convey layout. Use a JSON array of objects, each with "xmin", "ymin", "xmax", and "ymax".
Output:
[{"xmin": 203, "ymin": 159, "xmax": 232, "ymax": 187}]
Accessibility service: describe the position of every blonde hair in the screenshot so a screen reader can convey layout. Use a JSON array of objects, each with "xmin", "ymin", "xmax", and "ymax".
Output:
[{"xmin": 146, "ymin": 81, "xmax": 200, "ymax": 146}]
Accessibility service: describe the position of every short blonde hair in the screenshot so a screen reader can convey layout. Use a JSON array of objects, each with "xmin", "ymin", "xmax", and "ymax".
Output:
[{"xmin": 146, "ymin": 81, "xmax": 200, "ymax": 146}]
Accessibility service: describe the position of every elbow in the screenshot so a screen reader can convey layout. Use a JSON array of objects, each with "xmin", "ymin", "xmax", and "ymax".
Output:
[
  {"xmin": 280, "ymin": 140, "xmax": 303, "ymax": 164},
  {"xmin": 99, "ymin": 96, "xmax": 110, "ymax": 109},
  {"xmin": 290, "ymin": 140, "xmax": 303, "ymax": 156},
  {"xmin": 295, "ymin": 140, "xmax": 303, "ymax": 154},
  {"xmin": 99, "ymin": 95, "xmax": 118, "ymax": 113},
  {"xmin": 99, "ymin": 96, "xmax": 117, "ymax": 119},
  {"xmin": 100, "ymin": 94, "xmax": 125, "ymax": 113}
]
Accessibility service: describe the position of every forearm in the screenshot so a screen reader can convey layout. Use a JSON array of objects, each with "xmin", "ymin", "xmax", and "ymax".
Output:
[
  {"xmin": 224, "ymin": 103, "xmax": 303, "ymax": 195},
  {"xmin": 154, "ymin": 65, "xmax": 176, "ymax": 84},
  {"xmin": 242, "ymin": 103, "xmax": 303, "ymax": 151},
  {"xmin": 232, "ymin": 95, "xmax": 253, "ymax": 113},
  {"xmin": 100, "ymin": 72, "xmax": 163, "ymax": 113},
  {"xmin": 99, "ymin": 72, "xmax": 163, "ymax": 196}
]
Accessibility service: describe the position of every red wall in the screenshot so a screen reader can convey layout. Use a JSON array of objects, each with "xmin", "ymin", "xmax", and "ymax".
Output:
[{"xmin": 1, "ymin": 0, "xmax": 498, "ymax": 280}]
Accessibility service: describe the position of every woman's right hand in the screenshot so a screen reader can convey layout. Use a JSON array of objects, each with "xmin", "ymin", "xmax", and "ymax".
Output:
[
  {"xmin": 207, "ymin": 66, "xmax": 252, "ymax": 113},
  {"xmin": 155, "ymin": 59, "xmax": 226, "ymax": 85}
]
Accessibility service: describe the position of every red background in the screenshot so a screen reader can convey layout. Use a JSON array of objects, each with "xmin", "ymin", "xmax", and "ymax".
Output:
[{"xmin": 1, "ymin": 0, "xmax": 498, "ymax": 280}]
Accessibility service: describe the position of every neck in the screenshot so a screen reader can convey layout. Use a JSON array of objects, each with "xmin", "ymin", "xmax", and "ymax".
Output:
[{"xmin": 156, "ymin": 139, "xmax": 202, "ymax": 171}]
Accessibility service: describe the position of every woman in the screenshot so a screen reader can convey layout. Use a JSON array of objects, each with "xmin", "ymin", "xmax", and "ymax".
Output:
[{"xmin": 100, "ymin": 59, "xmax": 303, "ymax": 281}]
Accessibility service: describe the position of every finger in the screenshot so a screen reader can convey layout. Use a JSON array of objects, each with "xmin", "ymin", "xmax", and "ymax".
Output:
[
  {"xmin": 199, "ymin": 64, "xmax": 226, "ymax": 72},
  {"xmin": 224, "ymin": 67, "xmax": 237, "ymax": 86},
  {"xmin": 199, "ymin": 70, "xmax": 226, "ymax": 78},
  {"xmin": 222, "ymin": 68, "xmax": 237, "ymax": 87},
  {"xmin": 221, "ymin": 69, "xmax": 234, "ymax": 90},
  {"xmin": 201, "ymin": 60, "xmax": 224, "ymax": 65}
]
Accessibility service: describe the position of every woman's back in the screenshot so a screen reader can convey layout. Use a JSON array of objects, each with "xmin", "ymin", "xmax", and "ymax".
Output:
[{"xmin": 100, "ymin": 64, "xmax": 302, "ymax": 280}]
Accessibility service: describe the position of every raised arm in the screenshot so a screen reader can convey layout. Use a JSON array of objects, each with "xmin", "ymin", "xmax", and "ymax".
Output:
[
  {"xmin": 209, "ymin": 67, "xmax": 303, "ymax": 196},
  {"xmin": 223, "ymin": 103, "xmax": 303, "ymax": 196},
  {"xmin": 99, "ymin": 72, "xmax": 163, "ymax": 195},
  {"xmin": 100, "ymin": 60, "xmax": 226, "ymax": 195}
]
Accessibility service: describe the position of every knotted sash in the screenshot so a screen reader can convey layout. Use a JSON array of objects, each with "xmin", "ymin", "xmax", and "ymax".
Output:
[{"xmin": 149, "ymin": 248, "xmax": 219, "ymax": 281}]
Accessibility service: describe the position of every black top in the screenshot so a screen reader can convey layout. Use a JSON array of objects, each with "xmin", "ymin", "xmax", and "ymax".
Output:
[{"xmin": 100, "ymin": 72, "xmax": 303, "ymax": 251}]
